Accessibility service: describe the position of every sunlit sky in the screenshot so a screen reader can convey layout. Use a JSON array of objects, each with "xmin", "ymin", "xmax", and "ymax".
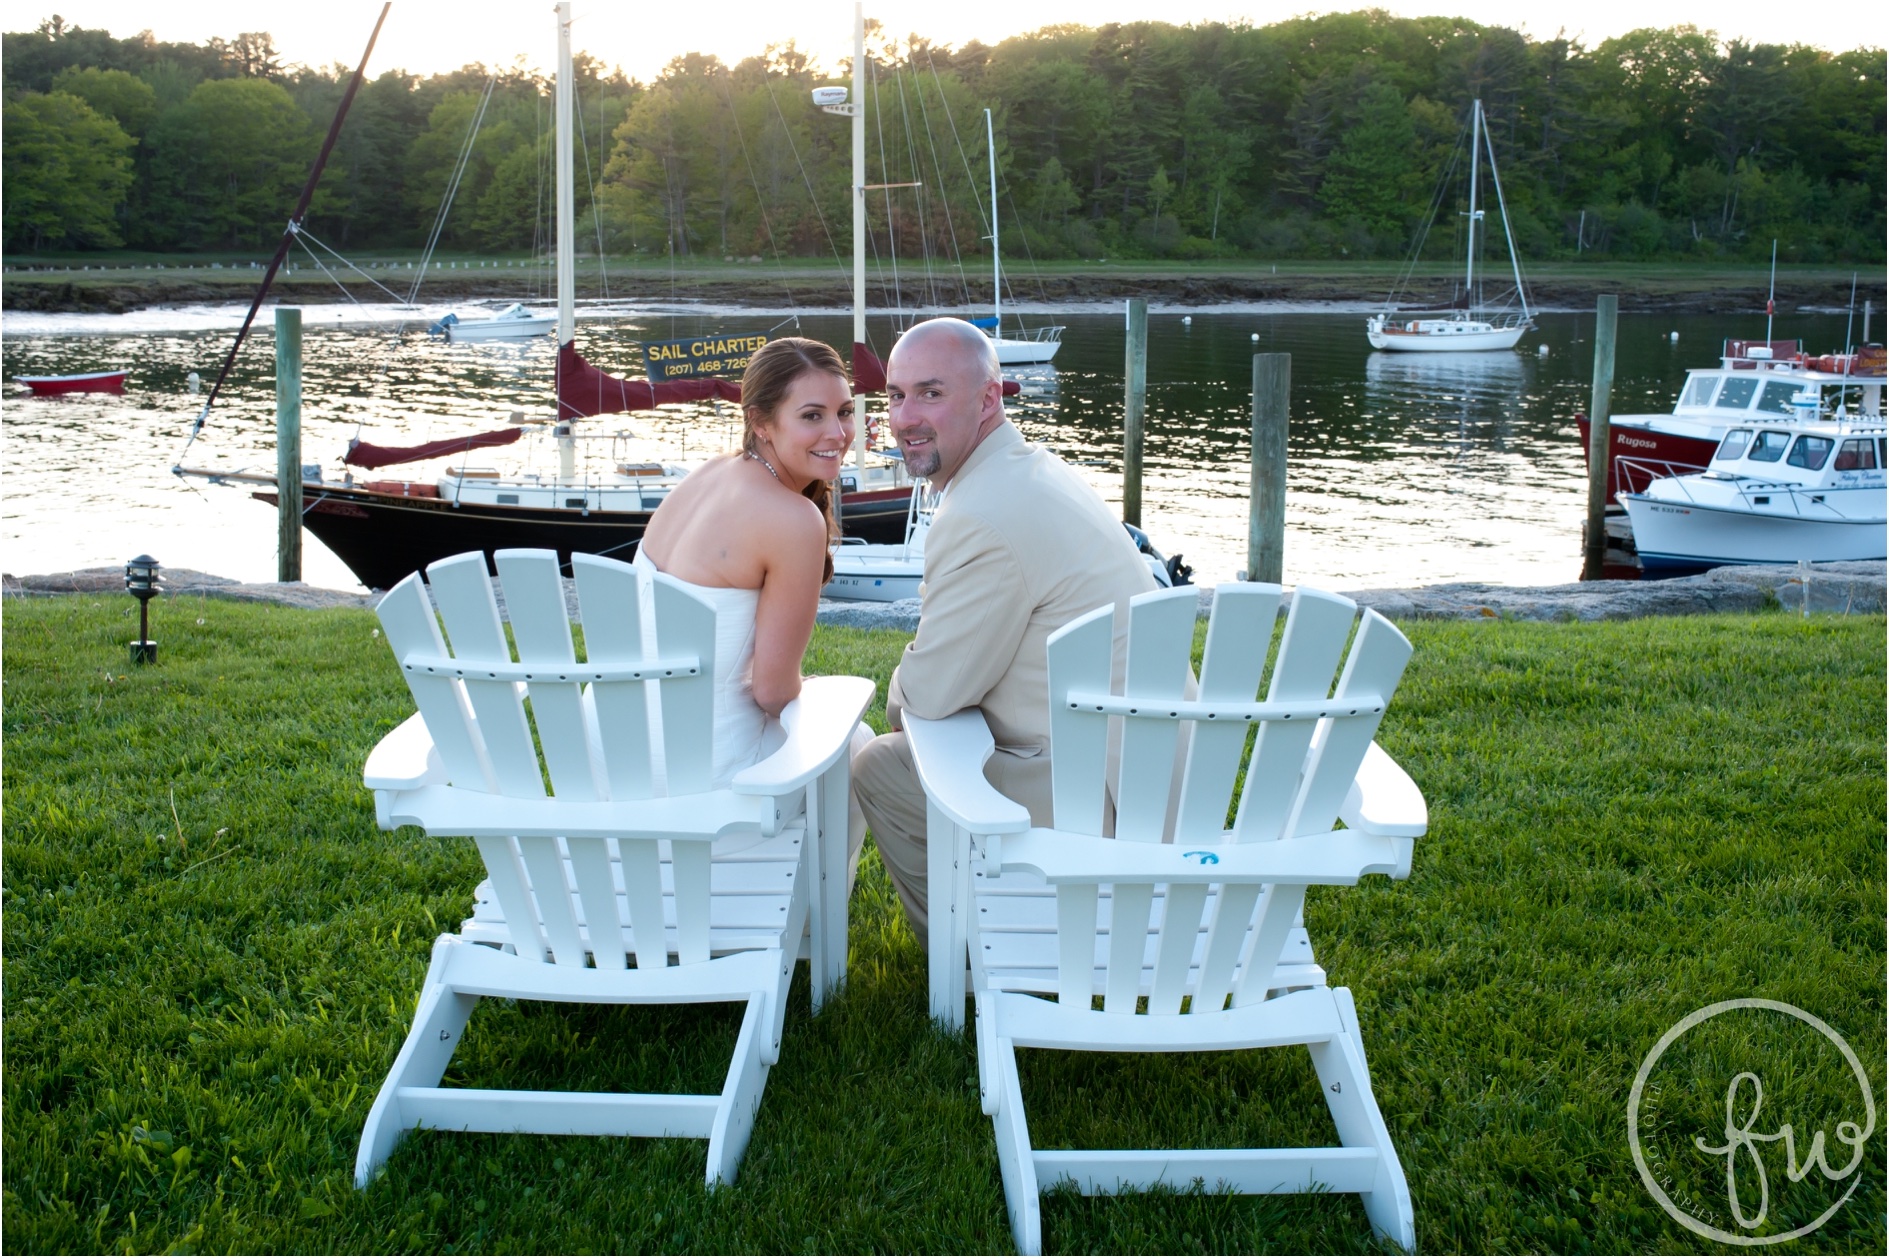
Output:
[{"xmin": 4, "ymin": 1, "xmax": 1883, "ymax": 80}]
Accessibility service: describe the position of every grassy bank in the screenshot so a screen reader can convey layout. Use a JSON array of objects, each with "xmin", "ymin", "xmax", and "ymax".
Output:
[
  {"xmin": 3, "ymin": 596, "xmax": 1883, "ymax": 1254},
  {"xmin": 4, "ymin": 254, "xmax": 1881, "ymax": 315}
]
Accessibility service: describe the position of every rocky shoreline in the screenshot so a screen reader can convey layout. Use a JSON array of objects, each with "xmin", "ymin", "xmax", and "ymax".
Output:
[
  {"xmin": 9, "ymin": 561, "xmax": 1881, "ymax": 626},
  {"xmin": 5, "ymin": 269, "xmax": 1881, "ymax": 316}
]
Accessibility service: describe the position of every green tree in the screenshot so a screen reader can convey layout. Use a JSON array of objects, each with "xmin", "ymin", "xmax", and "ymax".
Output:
[
  {"xmin": 2, "ymin": 90, "xmax": 136, "ymax": 249},
  {"xmin": 143, "ymin": 77, "xmax": 319, "ymax": 248},
  {"xmin": 49, "ymin": 66, "xmax": 158, "ymax": 136},
  {"xmin": 1318, "ymin": 81, "xmax": 1418, "ymax": 236}
]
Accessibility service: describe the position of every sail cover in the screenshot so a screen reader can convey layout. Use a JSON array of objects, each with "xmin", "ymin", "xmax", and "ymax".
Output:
[
  {"xmin": 852, "ymin": 342, "xmax": 886, "ymax": 393},
  {"xmin": 558, "ymin": 342, "xmax": 740, "ymax": 419},
  {"xmin": 344, "ymin": 426, "xmax": 522, "ymax": 469}
]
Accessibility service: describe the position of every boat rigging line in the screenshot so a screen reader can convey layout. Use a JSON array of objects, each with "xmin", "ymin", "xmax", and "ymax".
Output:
[
  {"xmin": 175, "ymin": 1, "xmax": 390, "ymax": 465},
  {"xmin": 287, "ymin": 223, "xmax": 408, "ymax": 305},
  {"xmin": 409, "ymin": 75, "xmax": 498, "ymax": 305},
  {"xmin": 1380, "ymin": 116, "xmax": 1468, "ymax": 314},
  {"xmin": 710, "ymin": 72, "xmax": 808, "ymax": 327},
  {"xmin": 868, "ymin": 57, "xmax": 907, "ymax": 321}
]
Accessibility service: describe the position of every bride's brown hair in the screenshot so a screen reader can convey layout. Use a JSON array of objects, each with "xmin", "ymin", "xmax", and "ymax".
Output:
[{"xmin": 740, "ymin": 337, "xmax": 851, "ymax": 583}]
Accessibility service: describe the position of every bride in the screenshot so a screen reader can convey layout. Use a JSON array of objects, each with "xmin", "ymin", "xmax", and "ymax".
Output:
[{"xmin": 634, "ymin": 337, "xmax": 871, "ymax": 870}]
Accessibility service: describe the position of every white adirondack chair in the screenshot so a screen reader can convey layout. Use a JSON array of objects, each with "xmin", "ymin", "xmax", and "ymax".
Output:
[
  {"xmin": 354, "ymin": 548, "xmax": 872, "ymax": 1189},
  {"xmin": 905, "ymin": 583, "xmax": 1425, "ymax": 1254}
]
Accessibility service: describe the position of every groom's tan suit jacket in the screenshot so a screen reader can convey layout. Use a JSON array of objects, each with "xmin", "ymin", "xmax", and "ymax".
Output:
[{"xmin": 887, "ymin": 421, "xmax": 1158, "ymax": 822}]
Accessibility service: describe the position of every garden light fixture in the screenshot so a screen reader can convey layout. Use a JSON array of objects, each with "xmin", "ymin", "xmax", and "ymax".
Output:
[{"xmin": 125, "ymin": 554, "xmax": 159, "ymax": 664}]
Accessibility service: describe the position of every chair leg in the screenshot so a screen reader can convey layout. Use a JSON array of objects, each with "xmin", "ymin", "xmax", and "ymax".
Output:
[
  {"xmin": 987, "ymin": 1033, "xmax": 1043, "ymax": 1256},
  {"xmin": 355, "ymin": 937, "xmax": 480, "ymax": 1188},
  {"xmin": 1307, "ymin": 987, "xmax": 1415, "ymax": 1252},
  {"xmin": 705, "ymin": 992, "xmax": 771, "ymax": 1187},
  {"xmin": 765, "ymin": 852, "xmax": 813, "ymax": 1068}
]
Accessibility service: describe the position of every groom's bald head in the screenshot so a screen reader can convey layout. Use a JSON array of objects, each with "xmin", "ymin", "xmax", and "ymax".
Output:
[{"xmin": 885, "ymin": 318, "xmax": 1006, "ymax": 486}]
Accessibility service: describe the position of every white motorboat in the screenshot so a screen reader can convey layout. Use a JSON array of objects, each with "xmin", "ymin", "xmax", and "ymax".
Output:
[
  {"xmin": 824, "ymin": 482, "xmax": 1192, "ymax": 602},
  {"xmin": 1580, "ymin": 339, "xmax": 1887, "ymax": 500},
  {"xmin": 1619, "ymin": 404, "xmax": 1887, "ymax": 574},
  {"xmin": 430, "ymin": 302, "xmax": 557, "ymax": 340},
  {"xmin": 1366, "ymin": 99, "xmax": 1531, "ymax": 353},
  {"xmin": 824, "ymin": 485, "xmax": 935, "ymax": 602}
]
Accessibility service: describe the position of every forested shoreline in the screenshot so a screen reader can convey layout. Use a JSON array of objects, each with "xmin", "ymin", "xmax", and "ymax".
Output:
[{"xmin": 4, "ymin": 11, "xmax": 1883, "ymax": 267}]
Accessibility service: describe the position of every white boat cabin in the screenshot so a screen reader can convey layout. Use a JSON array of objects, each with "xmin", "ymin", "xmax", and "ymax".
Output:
[
  {"xmin": 438, "ymin": 461, "xmax": 686, "ymax": 512},
  {"xmin": 1665, "ymin": 340, "xmax": 1884, "ymax": 424},
  {"xmin": 1705, "ymin": 423, "xmax": 1887, "ymax": 489}
]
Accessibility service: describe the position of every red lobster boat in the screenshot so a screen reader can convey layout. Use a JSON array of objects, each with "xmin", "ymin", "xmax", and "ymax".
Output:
[{"xmin": 15, "ymin": 369, "xmax": 129, "ymax": 396}]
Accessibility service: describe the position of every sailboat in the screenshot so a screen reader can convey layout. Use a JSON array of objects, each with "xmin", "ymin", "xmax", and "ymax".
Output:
[
  {"xmin": 974, "ymin": 109, "xmax": 1062, "ymax": 365},
  {"xmin": 178, "ymin": 2, "xmax": 918, "ymax": 590},
  {"xmin": 1365, "ymin": 99, "xmax": 1532, "ymax": 353}
]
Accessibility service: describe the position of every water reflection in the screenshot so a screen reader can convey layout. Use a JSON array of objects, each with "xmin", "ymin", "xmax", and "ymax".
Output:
[{"xmin": 1, "ymin": 308, "xmax": 1858, "ymax": 592}]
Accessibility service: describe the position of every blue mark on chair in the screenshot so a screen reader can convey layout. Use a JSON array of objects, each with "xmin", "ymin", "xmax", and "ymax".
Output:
[{"xmin": 1182, "ymin": 851, "xmax": 1220, "ymax": 865}]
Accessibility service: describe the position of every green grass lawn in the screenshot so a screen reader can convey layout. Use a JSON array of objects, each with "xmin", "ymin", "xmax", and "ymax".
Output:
[{"xmin": 3, "ymin": 595, "xmax": 1882, "ymax": 1254}]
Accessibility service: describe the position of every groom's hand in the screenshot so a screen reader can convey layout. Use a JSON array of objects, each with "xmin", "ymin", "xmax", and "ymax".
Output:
[{"xmin": 885, "ymin": 667, "xmax": 906, "ymax": 731}]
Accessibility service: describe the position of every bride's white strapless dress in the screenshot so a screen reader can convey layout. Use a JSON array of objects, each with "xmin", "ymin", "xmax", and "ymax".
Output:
[
  {"xmin": 630, "ymin": 548, "xmax": 868, "ymax": 881},
  {"xmin": 632, "ymin": 547, "xmax": 782, "ymax": 789}
]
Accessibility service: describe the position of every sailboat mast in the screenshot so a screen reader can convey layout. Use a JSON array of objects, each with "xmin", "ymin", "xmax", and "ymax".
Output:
[
  {"xmin": 1765, "ymin": 238, "xmax": 1778, "ymax": 345},
  {"xmin": 851, "ymin": 1, "xmax": 866, "ymax": 471},
  {"xmin": 1481, "ymin": 113, "xmax": 1530, "ymax": 323},
  {"xmin": 555, "ymin": 2, "xmax": 575, "ymax": 348},
  {"xmin": 1465, "ymin": 98, "xmax": 1481, "ymax": 310},
  {"xmin": 987, "ymin": 108, "xmax": 1000, "ymax": 335}
]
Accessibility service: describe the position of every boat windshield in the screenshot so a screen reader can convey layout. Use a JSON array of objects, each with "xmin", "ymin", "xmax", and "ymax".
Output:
[
  {"xmin": 1756, "ymin": 380, "xmax": 1803, "ymax": 415},
  {"xmin": 1834, "ymin": 438, "xmax": 1879, "ymax": 471},
  {"xmin": 1682, "ymin": 375, "xmax": 1720, "ymax": 407},
  {"xmin": 1714, "ymin": 429, "xmax": 1752, "ymax": 461},
  {"xmin": 1747, "ymin": 430, "xmax": 1791, "ymax": 462},
  {"xmin": 1786, "ymin": 435, "xmax": 1833, "ymax": 470},
  {"xmin": 1715, "ymin": 378, "xmax": 1760, "ymax": 410}
]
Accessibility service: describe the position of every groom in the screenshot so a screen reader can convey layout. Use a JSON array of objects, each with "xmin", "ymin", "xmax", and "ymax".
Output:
[{"xmin": 852, "ymin": 318, "xmax": 1157, "ymax": 942}]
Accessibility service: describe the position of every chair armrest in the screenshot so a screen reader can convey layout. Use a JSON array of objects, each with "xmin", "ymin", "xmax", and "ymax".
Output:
[
  {"xmin": 905, "ymin": 710, "xmax": 1032, "ymax": 836},
  {"xmin": 1341, "ymin": 742, "xmax": 1427, "ymax": 837},
  {"xmin": 999, "ymin": 828, "xmax": 1409, "ymax": 885},
  {"xmin": 364, "ymin": 711, "xmax": 447, "ymax": 791},
  {"xmin": 731, "ymin": 675, "xmax": 875, "ymax": 798},
  {"xmin": 1339, "ymin": 742, "xmax": 1424, "ymax": 880},
  {"xmin": 381, "ymin": 784, "xmax": 766, "ymax": 839}
]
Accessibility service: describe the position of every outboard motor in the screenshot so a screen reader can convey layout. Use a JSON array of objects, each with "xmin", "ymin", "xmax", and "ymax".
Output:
[
  {"xmin": 1122, "ymin": 522, "xmax": 1192, "ymax": 588},
  {"xmin": 427, "ymin": 312, "xmax": 460, "ymax": 338}
]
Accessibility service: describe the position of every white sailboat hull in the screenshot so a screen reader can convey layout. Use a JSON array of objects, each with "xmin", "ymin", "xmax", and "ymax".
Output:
[
  {"xmin": 1365, "ymin": 317, "xmax": 1527, "ymax": 352},
  {"xmin": 993, "ymin": 336, "xmax": 1061, "ymax": 365}
]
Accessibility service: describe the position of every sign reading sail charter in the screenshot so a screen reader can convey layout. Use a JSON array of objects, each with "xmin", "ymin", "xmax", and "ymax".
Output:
[{"xmin": 641, "ymin": 333, "xmax": 769, "ymax": 382}]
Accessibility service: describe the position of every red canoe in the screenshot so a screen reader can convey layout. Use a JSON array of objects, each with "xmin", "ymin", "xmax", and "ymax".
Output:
[{"xmin": 15, "ymin": 370, "xmax": 130, "ymax": 395}]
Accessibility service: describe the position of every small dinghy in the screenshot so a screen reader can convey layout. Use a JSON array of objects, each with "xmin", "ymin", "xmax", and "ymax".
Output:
[
  {"xmin": 15, "ymin": 369, "xmax": 129, "ymax": 395},
  {"xmin": 429, "ymin": 302, "xmax": 557, "ymax": 341},
  {"xmin": 825, "ymin": 484, "xmax": 1192, "ymax": 602}
]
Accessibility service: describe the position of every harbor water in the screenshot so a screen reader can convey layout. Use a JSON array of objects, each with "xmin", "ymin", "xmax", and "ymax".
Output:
[{"xmin": 2, "ymin": 304, "xmax": 1860, "ymax": 593}]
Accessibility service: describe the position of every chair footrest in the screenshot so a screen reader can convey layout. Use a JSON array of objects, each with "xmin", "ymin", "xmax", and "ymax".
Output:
[
  {"xmin": 395, "ymin": 1087, "xmax": 720, "ymax": 1139},
  {"xmin": 1034, "ymin": 1146, "xmax": 1379, "ymax": 1196}
]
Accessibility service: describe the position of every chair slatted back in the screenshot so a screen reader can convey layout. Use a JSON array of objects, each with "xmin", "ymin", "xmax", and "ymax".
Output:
[
  {"xmin": 1043, "ymin": 583, "xmax": 1413, "ymax": 1014},
  {"xmin": 376, "ymin": 548, "xmax": 720, "ymax": 971}
]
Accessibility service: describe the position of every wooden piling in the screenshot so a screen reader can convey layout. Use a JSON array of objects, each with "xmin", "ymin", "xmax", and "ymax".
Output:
[
  {"xmin": 1248, "ymin": 353, "xmax": 1289, "ymax": 584},
  {"xmin": 1123, "ymin": 297, "xmax": 1148, "ymax": 527},
  {"xmin": 1581, "ymin": 294, "xmax": 1618, "ymax": 582},
  {"xmin": 275, "ymin": 306, "xmax": 303, "ymax": 583}
]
